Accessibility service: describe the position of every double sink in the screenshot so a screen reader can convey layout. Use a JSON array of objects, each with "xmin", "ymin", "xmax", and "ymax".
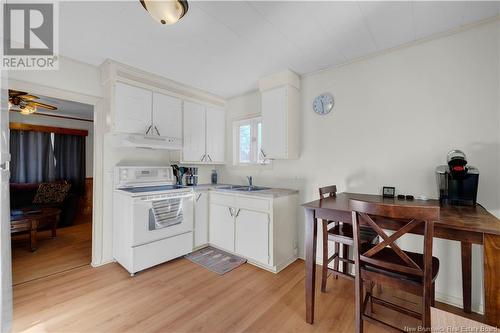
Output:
[{"xmin": 216, "ymin": 185, "xmax": 270, "ymax": 192}]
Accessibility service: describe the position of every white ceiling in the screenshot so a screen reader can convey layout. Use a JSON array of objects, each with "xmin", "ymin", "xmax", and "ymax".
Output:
[
  {"xmin": 59, "ymin": 1, "xmax": 500, "ymax": 98},
  {"xmin": 35, "ymin": 95, "xmax": 94, "ymax": 120}
]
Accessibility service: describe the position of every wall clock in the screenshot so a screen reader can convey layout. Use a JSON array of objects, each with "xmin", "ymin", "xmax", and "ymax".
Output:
[{"xmin": 312, "ymin": 93, "xmax": 334, "ymax": 115}]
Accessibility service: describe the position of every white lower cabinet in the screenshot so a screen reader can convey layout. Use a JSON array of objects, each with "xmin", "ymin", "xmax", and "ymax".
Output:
[
  {"xmin": 235, "ymin": 209, "xmax": 269, "ymax": 265},
  {"xmin": 209, "ymin": 203, "xmax": 235, "ymax": 252},
  {"xmin": 194, "ymin": 191, "xmax": 209, "ymax": 248},
  {"xmin": 208, "ymin": 192, "xmax": 298, "ymax": 273}
]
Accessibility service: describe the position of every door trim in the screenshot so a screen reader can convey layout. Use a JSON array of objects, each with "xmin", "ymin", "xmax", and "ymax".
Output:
[{"xmin": 7, "ymin": 78, "xmax": 104, "ymax": 267}]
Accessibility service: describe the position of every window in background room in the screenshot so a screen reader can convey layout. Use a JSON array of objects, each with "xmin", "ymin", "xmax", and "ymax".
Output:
[{"xmin": 233, "ymin": 117, "xmax": 267, "ymax": 165}]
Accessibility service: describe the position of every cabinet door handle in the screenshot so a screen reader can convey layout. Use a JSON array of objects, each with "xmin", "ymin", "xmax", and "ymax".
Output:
[
  {"xmin": 228, "ymin": 207, "xmax": 234, "ymax": 217},
  {"xmin": 260, "ymin": 148, "xmax": 267, "ymax": 158},
  {"xmin": 154, "ymin": 126, "xmax": 161, "ymax": 136},
  {"xmin": 207, "ymin": 154, "xmax": 213, "ymax": 162},
  {"xmin": 234, "ymin": 209, "xmax": 241, "ymax": 218},
  {"xmin": 195, "ymin": 193, "xmax": 202, "ymax": 202},
  {"xmin": 200, "ymin": 154, "xmax": 206, "ymax": 161}
]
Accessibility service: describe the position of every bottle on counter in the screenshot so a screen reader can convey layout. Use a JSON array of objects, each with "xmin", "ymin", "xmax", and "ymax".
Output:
[{"xmin": 211, "ymin": 169, "xmax": 218, "ymax": 184}]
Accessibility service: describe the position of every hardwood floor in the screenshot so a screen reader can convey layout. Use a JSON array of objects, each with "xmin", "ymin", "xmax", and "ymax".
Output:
[
  {"xmin": 11, "ymin": 222, "xmax": 92, "ymax": 285},
  {"xmin": 13, "ymin": 257, "xmax": 484, "ymax": 333}
]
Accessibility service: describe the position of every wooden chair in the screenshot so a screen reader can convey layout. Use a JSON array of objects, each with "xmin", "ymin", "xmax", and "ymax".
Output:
[
  {"xmin": 350, "ymin": 199, "xmax": 440, "ymax": 333},
  {"xmin": 319, "ymin": 186, "xmax": 378, "ymax": 292}
]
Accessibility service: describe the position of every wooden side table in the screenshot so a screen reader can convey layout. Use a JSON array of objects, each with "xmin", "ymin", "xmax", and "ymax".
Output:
[{"xmin": 11, "ymin": 208, "xmax": 61, "ymax": 251}]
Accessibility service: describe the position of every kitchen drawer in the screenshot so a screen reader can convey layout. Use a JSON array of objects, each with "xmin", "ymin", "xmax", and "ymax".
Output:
[
  {"xmin": 234, "ymin": 196, "xmax": 270, "ymax": 212},
  {"xmin": 210, "ymin": 192, "xmax": 270, "ymax": 212},
  {"xmin": 210, "ymin": 193, "xmax": 236, "ymax": 207},
  {"xmin": 132, "ymin": 231, "xmax": 193, "ymax": 273}
]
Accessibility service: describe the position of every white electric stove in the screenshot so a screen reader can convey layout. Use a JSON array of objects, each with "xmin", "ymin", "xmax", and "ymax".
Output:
[{"xmin": 113, "ymin": 166, "xmax": 194, "ymax": 276}]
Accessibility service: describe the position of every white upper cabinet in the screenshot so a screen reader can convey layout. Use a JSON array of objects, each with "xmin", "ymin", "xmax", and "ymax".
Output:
[
  {"xmin": 114, "ymin": 83, "xmax": 182, "ymax": 139},
  {"xmin": 259, "ymin": 70, "xmax": 300, "ymax": 160},
  {"xmin": 261, "ymin": 87, "xmax": 287, "ymax": 159},
  {"xmin": 183, "ymin": 101, "xmax": 206, "ymax": 162},
  {"xmin": 114, "ymin": 82, "xmax": 152, "ymax": 134},
  {"xmin": 152, "ymin": 92, "xmax": 182, "ymax": 138},
  {"xmin": 111, "ymin": 75, "xmax": 224, "ymax": 158},
  {"xmin": 182, "ymin": 103, "xmax": 226, "ymax": 164},
  {"xmin": 205, "ymin": 107, "xmax": 226, "ymax": 164}
]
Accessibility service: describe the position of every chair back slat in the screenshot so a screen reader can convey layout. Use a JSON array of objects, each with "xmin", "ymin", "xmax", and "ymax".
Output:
[
  {"xmin": 350, "ymin": 199, "xmax": 439, "ymax": 278},
  {"xmin": 319, "ymin": 185, "xmax": 337, "ymax": 199}
]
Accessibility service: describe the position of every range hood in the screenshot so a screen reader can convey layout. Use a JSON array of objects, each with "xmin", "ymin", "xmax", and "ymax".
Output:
[{"xmin": 111, "ymin": 132, "xmax": 182, "ymax": 150}]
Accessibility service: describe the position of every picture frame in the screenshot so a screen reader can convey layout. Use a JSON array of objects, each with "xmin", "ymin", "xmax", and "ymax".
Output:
[{"xmin": 382, "ymin": 186, "xmax": 396, "ymax": 198}]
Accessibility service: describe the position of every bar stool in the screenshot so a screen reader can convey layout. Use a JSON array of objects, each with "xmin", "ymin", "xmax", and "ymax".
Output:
[
  {"xmin": 350, "ymin": 199, "xmax": 440, "ymax": 332},
  {"xmin": 319, "ymin": 185, "xmax": 378, "ymax": 292}
]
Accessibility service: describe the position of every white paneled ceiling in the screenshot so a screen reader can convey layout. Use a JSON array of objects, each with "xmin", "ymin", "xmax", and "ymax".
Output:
[{"xmin": 59, "ymin": 1, "xmax": 500, "ymax": 98}]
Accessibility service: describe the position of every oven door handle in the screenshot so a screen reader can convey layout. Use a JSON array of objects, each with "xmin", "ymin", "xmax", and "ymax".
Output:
[{"xmin": 136, "ymin": 194, "xmax": 193, "ymax": 205}]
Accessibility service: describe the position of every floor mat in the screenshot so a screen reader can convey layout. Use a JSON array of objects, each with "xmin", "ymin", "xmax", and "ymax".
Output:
[{"xmin": 185, "ymin": 246, "xmax": 247, "ymax": 275}]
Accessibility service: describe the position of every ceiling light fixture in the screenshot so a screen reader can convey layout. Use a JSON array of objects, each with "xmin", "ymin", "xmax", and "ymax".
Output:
[{"xmin": 140, "ymin": 0, "xmax": 188, "ymax": 25}]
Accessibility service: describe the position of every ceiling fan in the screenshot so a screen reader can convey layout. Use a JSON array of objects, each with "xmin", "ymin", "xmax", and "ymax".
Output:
[{"xmin": 8, "ymin": 89, "xmax": 57, "ymax": 115}]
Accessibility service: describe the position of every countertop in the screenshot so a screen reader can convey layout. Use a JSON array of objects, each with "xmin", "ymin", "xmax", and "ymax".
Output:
[{"xmin": 187, "ymin": 184, "xmax": 299, "ymax": 198}]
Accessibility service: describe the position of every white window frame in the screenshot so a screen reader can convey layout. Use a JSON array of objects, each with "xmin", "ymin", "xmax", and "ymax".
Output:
[{"xmin": 233, "ymin": 116, "xmax": 267, "ymax": 165}]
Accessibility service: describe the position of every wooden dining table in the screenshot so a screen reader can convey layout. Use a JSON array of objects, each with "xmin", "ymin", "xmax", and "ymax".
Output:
[{"xmin": 302, "ymin": 192, "xmax": 500, "ymax": 327}]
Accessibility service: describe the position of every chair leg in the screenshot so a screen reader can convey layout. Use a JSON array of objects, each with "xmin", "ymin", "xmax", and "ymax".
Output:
[
  {"xmin": 333, "ymin": 242, "xmax": 340, "ymax": 279},
  {"xmin": 366, "ymin": 282, "xmax": 374, "ymax": 316},
  {"xmin": 342, "ymin": 244, "xmax": 349, "ymax": 275},
  {"xmin": 431, "ymin": 283, "xmax": 436, "ymax": 307},
  {"xmin": 422, "ymin": 283, "xmax": 432, "ymax": 330},
  {"xmin": 370, "ymin": 282, "xmax": 375, "ymax": 314},
  {"xmin": 321, "ymin": 220, "xmax": 329, "ymax": 293},
  {"xmin": 355, "ymin": 276, "xmax": 364, "ymax": 333}
]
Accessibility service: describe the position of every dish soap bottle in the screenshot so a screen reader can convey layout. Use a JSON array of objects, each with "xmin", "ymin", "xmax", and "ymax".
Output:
[{"xmin": 211, "ymin": 169, "xmax": 218, "ymax": 184}]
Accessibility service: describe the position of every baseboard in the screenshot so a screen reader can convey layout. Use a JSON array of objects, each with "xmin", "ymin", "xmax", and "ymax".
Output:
[
  {"xmin": 275, "ymin": 256, "xmax": 299, "ymax": 273},
  {"xmin": 91, "ymin": 259, "xmax": 115, "ymax": 268},
  {"xmin": 435, "ymin": 291, "xmax": 484, "ymax": 315},
  {"xmin": 193, "ymin": 244, "xmax": 209, "ymax": 251}
]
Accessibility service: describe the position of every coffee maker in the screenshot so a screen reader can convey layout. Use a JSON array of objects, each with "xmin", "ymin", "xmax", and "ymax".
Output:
[
  {"xmin": 183, "ymin": 167, "xmax": 198, "ymax": 186},
  {"xmin": 436, "ymin": 150, "xmax": 479, "ymax": 206}
]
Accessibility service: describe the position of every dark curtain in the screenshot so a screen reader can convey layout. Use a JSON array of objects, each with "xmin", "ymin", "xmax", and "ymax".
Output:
[
  {"xmin": 54, "ymin": 133, "xmax": 86, "ymax": 195},
  {"xmin": 10, "ymin": 130, "xmax": 55, "ymax": 183}
]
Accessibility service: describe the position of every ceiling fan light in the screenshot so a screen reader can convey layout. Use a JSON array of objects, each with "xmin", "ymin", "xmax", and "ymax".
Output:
[
  {"xmin": 20, "ymin": 105, "xmax": 36, "ymax": 115},
  {"xmin": 140, "ymin": 0, "xmax": 188, "ymax": 25}
]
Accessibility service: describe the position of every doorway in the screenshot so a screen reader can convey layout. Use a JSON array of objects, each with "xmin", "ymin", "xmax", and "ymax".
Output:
[{"xmin": 8, "ymin": 93, "xmax": 94, "ymax": 285}]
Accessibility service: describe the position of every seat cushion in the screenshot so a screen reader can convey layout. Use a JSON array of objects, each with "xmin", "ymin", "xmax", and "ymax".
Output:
[
  {"xmin": 32, "ymin": 182, "xmax": 71, "ymax": 204},
  {"xmin": 362, "ymin": 247, "xmax": 440, "ymax": 283},
  {"xmin": 328, "ymin": 223, "xmax": 378, "ymax": 244}
]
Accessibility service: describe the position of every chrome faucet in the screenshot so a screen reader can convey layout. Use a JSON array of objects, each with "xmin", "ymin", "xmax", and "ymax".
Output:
[{"xmin": 247, "ymin": 176, "xmax": 253, "ymax": 187}]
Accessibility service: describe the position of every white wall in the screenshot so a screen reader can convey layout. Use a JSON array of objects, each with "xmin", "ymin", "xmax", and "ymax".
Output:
[
  {"xmin": 8, "ymin": 56, "xmax": 102, "ymax": 98},
  {"xmin": 222, "ymin": 20, "xmax": 500, "ymax": 312},
  {"xmin": 9, "ymin": 113, "xmax": 94, "ymax": 178}
]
